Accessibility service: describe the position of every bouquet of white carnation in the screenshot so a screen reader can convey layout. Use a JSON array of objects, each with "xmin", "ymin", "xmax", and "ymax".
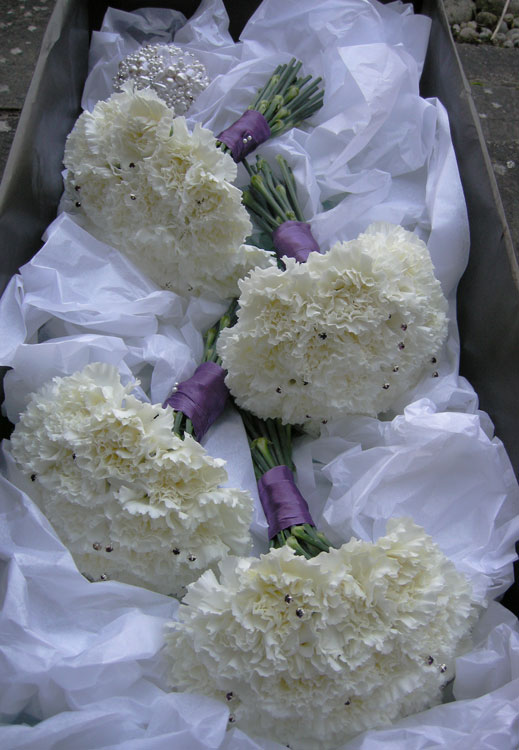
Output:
[
  {"xmin": 63, "ymin": 62, "xmax": 324, "ymax": 299},
  {"xmin": 165, "ymin": 412, "xmax": 479, "ymax": 749},
  {"xmin": 217, "ymin": 156, "xmax": 448, "ymax": 426},
  {"xmin": 63, "ymin": 85, "xmax": 274, "ymax": 299},
  {"xmin": 8, "ymin": 362, "xmax": 253, "ymax": 597}
]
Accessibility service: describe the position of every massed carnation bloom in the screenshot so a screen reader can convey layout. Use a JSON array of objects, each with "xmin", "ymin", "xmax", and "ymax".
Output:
[
  {"xmin": 8, "ymin": 363, "xmax": 253, "ymax": 597},
  {"xmin": 165, "ymin": 518, "xmax": 479, "ymax": 749},
  {"xmin": 217, "ymin": 222, "xmax": 448, "ymax": 425},
  {"xmin": 63, "ymin": 85, "xmax": 274, "ymax": 299}
]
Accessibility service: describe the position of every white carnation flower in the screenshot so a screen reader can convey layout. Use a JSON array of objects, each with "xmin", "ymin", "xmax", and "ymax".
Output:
[
  {"xmin": 217, "ymin": 223, "xmax": 448, "ymax": 425},
  {"xmin": 63, "ymin": 86, "xmax": 274, "ymax": 299},
  {"xmin": 9, "ymin": 363, "xmax": 254, "ymax": 596},
  {"xmin": 165, "ymin": 518, "xmax": 479, "ymax": 749}
]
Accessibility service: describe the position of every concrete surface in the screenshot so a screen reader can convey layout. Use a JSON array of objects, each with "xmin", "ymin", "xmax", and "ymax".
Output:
[
  {"xmin": 0, "ymin": 0, "xmax": 54, "ymax": 175},
  {"xmin": 457, "ymin": 44, "xmax": 519, "ymax": 256}
]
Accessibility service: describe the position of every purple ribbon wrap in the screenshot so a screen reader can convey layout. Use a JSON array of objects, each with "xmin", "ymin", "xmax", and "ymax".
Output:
[
  {"xmin": 258, "ymin": 465, "xmax": 315, "ymax": 539},
  {"xmin": 272, "ymin": 220, "xmax": 320, "ymax": 263},
  {"xmin": 163, "ymin": 362, "xmax": 228, "ymax": 442},
  {"xmin": 217, "ymin": 110, "xmax": 271, "ymax": 163}
]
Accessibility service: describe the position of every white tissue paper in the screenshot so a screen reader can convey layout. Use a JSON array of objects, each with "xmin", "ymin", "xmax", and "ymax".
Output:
[{"xmin": 1, "ymin": 0, "xmax": 518, "ymax": 748}]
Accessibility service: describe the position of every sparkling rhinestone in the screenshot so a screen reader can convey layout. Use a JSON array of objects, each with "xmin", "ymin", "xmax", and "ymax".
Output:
[
  {"xmin": 130, "ymin": 194, "xmax": 136, "ymax": 200},
  {"xmin": 432, "ymin": 371, "xmax": 439, "ymax": 378},
  {"xmin": 74, "ymin": 185, "xmax": 81, "ymax": 191},
  {"xmin": 322, "ymin": 419, "xmax": 328, "ymax": 424},
  {"xmin": 393, "ymin": 366, "xmax": 399, "ymax": 372},
  {"xmin": 382, "ymin": 383, "xmax": 390, "ymax": 390},
  {"xmin": 427, "ymin": 656, "xmax": 434, "ymax": 665},
  {"xmin": 440, "ymin": 664, "xmax": 447, "ymax": 673},
  {"xmin": 172, "ymin": 548, "xmax": 180, "ymax": 555},
  {"xmin": 431, "ymin": 356, "xmax": 437, "ymax": 364},
  {"xmin": 344, "ymin": 699, "xmax": 351, "ymax": 706},
  {"xmin": 318, "ymin": 332, "xmax": 327, "ymax": 340},
  {"xmin": 401, "ymin": 323, "xmax": 407, "ymax": 331},
  {"xmin": 129, "ymin": 162, "xmax": 135, "ymax": 168},
  {"xmin": 284, "ymin": 594, "xmax": 293, "ymax": 603},
  {"xmin": 30, "ymin": 474, "xmax": 37, "ymax": 481},
  {"xmin": 226, "ymin": 692, "xmax": 234, "ymax": 701},
  {"xmin": 228, "ymin": 715, "xmax": 236, "ymax": 723},
  {"xmin": 295, "ymin": 608, "xmax": 304, "ymax": 618},
  {"xmin": 75, "ymin": 201, "xmax": 81, "ymax": 208},
  {"xmin": 100, "ymin": 574, "xmax": 108, "ymax": 581},
  {"xmin": 398, "ymin": 342, "xmax": 405, "ymax": 350},
  {"xmin": 187, "ymin": 554, "xmax": 196, "ymax": 562},
  {"xmin": 92, "ymin": 542, "xmax": 101, "ymax": 551},
  {"xmin": 112, "ymin": 43, "xmax": 209, "ymax": 114},
  {"xmin": 105, "ymin": 545, "xmax": 113, "ymax": 553},
  {"xmin": 276, "ymin": 387, "xmax": 282, "ymax": 393}
]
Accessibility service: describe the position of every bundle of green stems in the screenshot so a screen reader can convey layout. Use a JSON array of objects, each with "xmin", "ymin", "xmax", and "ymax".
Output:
[
  {"xmin": 172, "ymin": 300, "xmax": 238, "ymax": 438},
  {"xmin": 218, "ymin": 58, "xmax": 323, "ymax": 158},
  {"xmin": 242, "ymin": 154, "xmax": 305, "ymax": 234},
  {"xmin": 247, "ymin": 58, "xmax": 324, "ymax": 137},
  {"xmin": 239, "ymin": 407, "xmax": 333, "ymax": 560}
]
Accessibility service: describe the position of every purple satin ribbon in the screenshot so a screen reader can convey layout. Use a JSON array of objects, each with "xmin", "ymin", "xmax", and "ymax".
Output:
[
  {"xmin": 258, "ymin": 465, "xmax": 315, "ymax": 539},
  {"xmin": 272, "ymin": 221, "xmax": 320, "ymax": 263},
  {"xmin": 163, "ymin": 362, "xmax": 228, "ymax": 442},
  {"xmin": 217, "ymin": 110, "xmax": 271, "ymax": 163}
]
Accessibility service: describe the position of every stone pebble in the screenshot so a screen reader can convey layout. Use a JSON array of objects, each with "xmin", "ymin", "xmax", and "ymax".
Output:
[{"xmin": 445, "ymin": 0, "xmax": 519, "ymax": 45}]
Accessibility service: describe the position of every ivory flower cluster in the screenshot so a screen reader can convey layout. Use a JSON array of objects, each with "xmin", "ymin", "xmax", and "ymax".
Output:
[
  {"xmin": 217, "ymin": 222, "xmax": 448, "ymax": 425},
  {"xmin": 165, "ymin": 518, "xmax": 478, "ymax": 750},
  {"xmin": 63, "ymin": 85, "xmax": 273, "ymax": 299},
  {"xmin": 9, "ymin": 363, "xmax": 253, "ymax": 597}
]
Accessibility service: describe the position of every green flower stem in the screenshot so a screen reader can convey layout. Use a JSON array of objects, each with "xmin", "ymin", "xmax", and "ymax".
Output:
[
  {"xmin": 271, "ymin": 523, "xmax": 333, "ymax": 558},
  {"xmin": 240, "ymin": 409, "xmax": 297, "ymax": 478},
  {"xmin": 250, "ymin": 436, "xmax": 277, "ymax": 478},
  {"xmin": 276, "ymin": 155, "xmax": 304, "ymax": 221},
  {"xmin": 263, "ymin": 94, "xmax": 284, "ymax": 122},
  {"xmin": 248, "ymin": 59, "xmax": 323, "ymax": 136},
  {"xmin": 265, "ymin": 419, "xmax": 286, "ymax": 467},
  {"xmin": 285, "ymin": 534, "xmax": 313, "ymax": 559},
  {"xmin": 274, "ymin": 185, "xmax": 297, "ymax": 220},
  {"xmin": 173, "ymin": 410, "xmax": 185, "ymax": 437},
  {"xmin": 218, "ymin": 61, "xmax": 323, "ymax": 158},
  {"xmin": 242, "ymin": 190, "xmax": 279, "ymax": 232},
  {"xmin": 245, "ymin": 155, "xmax": 305, "ymax": 232},
  {"xmin": 201, "ymin": 298, "xmax": 239, "ymax": 366},
  {"xmin": 250, "ymin": 175, "xmax": 287, "ymax": 221},
  {"xmin": 285, "ymin": 78, "xmax": 322, "ymax": 113},
  {"xmin": 250, "ymin": 60, "xmax": 301, "ymax": 112},
  {"xmin": 172, "ymin": 299, "xmax": 239, "ymax": 438},
  {"xmin": 285, "ymin": 92, "xmax": 325, "ymax": 124},
  {"xmin": 291, "ymin": 524, "xmax": 331, "ymax": 553},
  {"xmin": 241, "ymin": 409, "xmax": 336, "ymax": 559},
  {"xmin": 276, "ymin": 420, "xmax": 294, "ymax": 469},
  {"xmin": 252, "ymin": 71, "xmax": 281, "ymax": 109}
]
